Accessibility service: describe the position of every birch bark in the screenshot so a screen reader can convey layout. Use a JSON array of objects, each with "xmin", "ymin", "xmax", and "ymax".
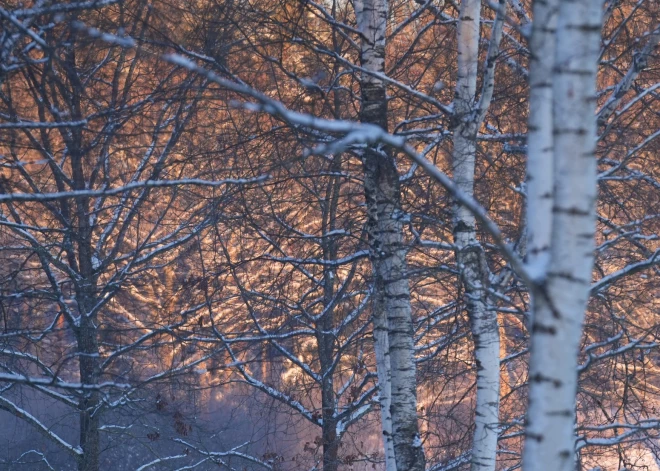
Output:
[
  {"xmin": 525, "ymin": 0, "xmax": 558, "ymax": 282},
  {"xmin": 523, "ymin": 0, "xmax": 603, "ymax": 469},
  {"xmin": 451, "ymin": 0, "xmax": 505, "ymax": 469},
  {"xmin": 355, "ymin": 1, "xmax": 425, "ymax": 470}
]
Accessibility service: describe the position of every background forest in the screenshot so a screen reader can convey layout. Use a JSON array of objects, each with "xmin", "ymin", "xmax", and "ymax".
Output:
[{"xmin": 0, "ymin": 0, "xmax": 659, "ymax": 470}]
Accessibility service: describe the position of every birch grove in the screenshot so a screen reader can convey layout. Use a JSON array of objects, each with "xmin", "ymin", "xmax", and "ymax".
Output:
[{"xmin": 1, "ymin": 0, "xmax": 660, "ymax": 470}]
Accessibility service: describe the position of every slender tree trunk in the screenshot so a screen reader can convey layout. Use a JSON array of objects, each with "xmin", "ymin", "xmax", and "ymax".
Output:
[
  {"xmin": 75, "ymin": 245, "xmax": 101, "ymax": 471},
  {"xmin": 77, "ymin": 315, "xmax": 101, "ymax": 471},
  {"xmin": 452, "ymin": 0, "xmax": 500, "ymax": 469},
  {"xmin": 319, "ymin": 332, "xmax": 339, "ymax": 471},
  {"xmin": 523, "ymin": 0, "xmax": 602, "ymax": 469},
  {"xmin": 70, "ymin": 111, "xmax": 101, "ymax": 470},
  {"xmin": 321, "ymin": 19, "xmax": 347, "ymax": 471},
  {"xmin": 355, "ymin": 1, "xmax": 425, "ymax": 470},
  {"xmin": 319, "ymin": 175, "xmax": 340, "ymax": 471}
]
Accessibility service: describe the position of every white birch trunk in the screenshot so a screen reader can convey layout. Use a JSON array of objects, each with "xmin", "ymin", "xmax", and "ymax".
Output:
[
  {"xmin": 525, "ymin": 0, "xmax": 558, "ymax": 282},
  {"xmin": 523, "ymin": 0, "xmax": 602, "ymax": 469},
  {"xmin": 374, "ymin": 306, "xmax": 397, "ymax": 471},
  {"xmin": 355, "ymin": 1, "xmax": 425, "ymax": 470},
  {"xmin": 452, "ymin": 0, "xmax": 501, "ymax": 469}
]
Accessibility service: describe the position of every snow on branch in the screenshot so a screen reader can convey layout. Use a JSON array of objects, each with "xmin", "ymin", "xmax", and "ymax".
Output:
[
  {"xmin": 11, "ymin": 0, "xmax": 120, "ymax": 18},
  {"xmin": 163, "ymin": 54, "xmax": 531, "ymax": 287},
  {"xmin": 0, "ymin": 372, "xmax": 130, "ymax": 391},
  {"xmin": 0, "ymin": 176, "xmax": 269, "ymax": 203},
  {"xmin": 0, "ymin": 119, "xmax": 87, "ymax": 129},
  {"xmin": 173, "ymin": 439, "xmax": 274, "ymax": 470},
  {"xmin": 0, "ymin": 396, "xmax": 83, "ymax": 457},
  {"xmin": 591, "ymin": 248, "xmax": 660, "ymax": 294},
  {"xmin": 576, "ymin": 419, "xmax": 660, "ymax": 450}
]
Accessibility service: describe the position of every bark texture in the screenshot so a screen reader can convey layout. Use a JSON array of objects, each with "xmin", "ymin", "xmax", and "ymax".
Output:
[
  {"xmin": 525, "ymin": 0, "xmax": 558, "ymax": 283},
  {"xmin": 523, "ymin": 0, "xmax": 603, "ymax": 469},
  {"xmin": 451, "ymin": 0, "xmax": 505, "ymax": 469},
  {"xmin": 74, "ymin": 215, "xmax": 101, "ymax": 471},
  {"xmin": 69, "ymin": 94, "xmax": 101, "ymax": 471},
  {"xmin": 319, "ymin": 159, "xmax": 342, "ymax": 471},
  {"xmin": 355, "ymin": 1, "xmax": 425, "ymax": 470}
]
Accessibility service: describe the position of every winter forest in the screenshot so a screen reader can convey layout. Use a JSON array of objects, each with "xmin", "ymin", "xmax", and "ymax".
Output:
[{"xmin": 0, "ymin": 0, "xmax": 659, "ymax": 470}]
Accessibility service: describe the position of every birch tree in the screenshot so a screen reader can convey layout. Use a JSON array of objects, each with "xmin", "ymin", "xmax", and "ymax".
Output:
[
  {"xmin": 3, "ymin": 0, "xmax": 660, "ymax": 469},
  {"xmin": 523, "ymin": 0, "xmax": 604, "ymax": 468},
  {"xmin": 451, "ymin": 0, "xmax": 507, "ymax": 468},
  {"xmin": 165, "ymin": 0, "xmax": 660, "ymax": 464},
  {"xmin": 354, "ymin": 1, "xmax": 425, "ymax": 470}
]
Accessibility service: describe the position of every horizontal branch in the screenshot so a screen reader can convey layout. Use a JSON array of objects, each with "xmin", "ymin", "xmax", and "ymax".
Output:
[{"xmin": 0, "ymin": 176, "xmax": 269, "ymax": 203}]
